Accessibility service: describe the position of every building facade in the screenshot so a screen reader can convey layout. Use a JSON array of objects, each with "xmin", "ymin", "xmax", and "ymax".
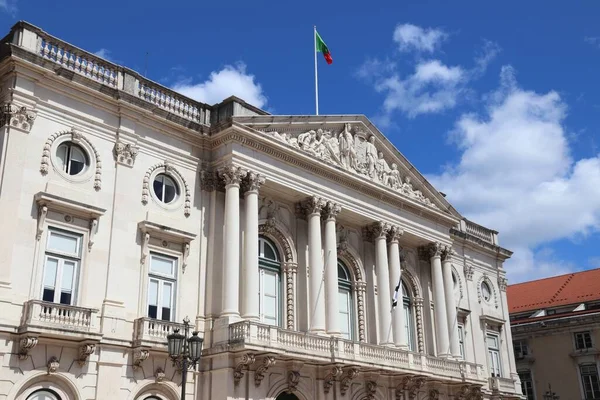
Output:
[
  {"xmin": 508, "ymin": 269, "xmax": 600, "ymax": 400},
  {"xmin": 0, "ymin": 22, "xmax": 522, "ymax": 400}
]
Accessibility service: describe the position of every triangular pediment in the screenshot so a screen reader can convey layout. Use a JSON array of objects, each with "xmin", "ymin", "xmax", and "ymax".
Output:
[{"xmin": 232, "ymin": 115, "xmax": 461, "ymax": 218}]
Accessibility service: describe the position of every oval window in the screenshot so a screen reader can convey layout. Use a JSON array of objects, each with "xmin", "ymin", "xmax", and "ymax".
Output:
[
  {"xmin": 153, "ymin": 173, "xmax": 179, "ymax": 204},
  {"xmin": 56, "ymin": 142, "xmax": 88, "ymax": 175}
]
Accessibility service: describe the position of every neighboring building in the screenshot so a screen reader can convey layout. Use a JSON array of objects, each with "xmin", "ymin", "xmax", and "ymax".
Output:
[
  {"xmin": 0, "ymin": 21, "xmax": 522, "ymax": 400},
  {"xmin": 508, "ymin": 269, "xmax": 600, "ymax": 400}
]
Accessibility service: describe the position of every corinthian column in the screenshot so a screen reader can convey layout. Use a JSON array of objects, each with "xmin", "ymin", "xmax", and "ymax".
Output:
[
  {"xmin": 323, "ymin": 201, "xmax": 341, "ymax": 336},
  {"xmin": 303, "ymin": 196, "xmax": 326, "ymax": 333},
  {"xmin": 241, "ymin": 171, "xmax": 265, "ymax": 321},
  {"xmin": 388, "ymin": 226, "xmax": 408, "ymax": 348},
  {"xmin": 423, "ymin": 242, "xmax": 450, "ymax": 357},
  {"xmin": 373, "ymin": 221, "xmax": 392, "ymax": 345},
  {"xmin": 218, "ymin": 165, "xmax": 247, "ymax": 319},
  {"xmin": 442, "ymin": 246, "xmax": 460, "ymax": 358}
]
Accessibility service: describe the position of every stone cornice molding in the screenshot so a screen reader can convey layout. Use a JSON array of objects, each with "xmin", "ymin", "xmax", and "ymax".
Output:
[{"xmin": 450, "ymin": 228, "xmax": 512, "ymax": 260}]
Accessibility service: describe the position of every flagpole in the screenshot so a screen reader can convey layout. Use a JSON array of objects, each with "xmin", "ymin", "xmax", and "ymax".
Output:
[{"xmin": 314, "ymin": 25, "xmax": 319, "ymax": 115}]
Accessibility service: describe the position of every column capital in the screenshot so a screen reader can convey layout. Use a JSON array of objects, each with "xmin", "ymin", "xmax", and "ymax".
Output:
[
  {"xmin": 299, "ymin": 195, "xmax": 326, "ymax": 217},
  {"xmin": 322, "ymin": 200, "xmax": 341, "ymax": 220},
  {"xmin": 243, "ymin": 171, "xmax": 266, "ymax": 194},
  {"xmin": 372, "ymin": 221, "xmax": 391, "ymax": 240},
  {"xmin": 387, "ymin": 225, "xmax": 404, "ymax": 243},
  {"xmin": 418, "ymin": 242, "xmax": 443, "ymax": 260},
  {"xmin": 441, "ymin": 245, "xmax": 454, "ymax": 262},
  {"xmin": 218, "ymin": 164, "xmax": 247, "ymax": 187}
]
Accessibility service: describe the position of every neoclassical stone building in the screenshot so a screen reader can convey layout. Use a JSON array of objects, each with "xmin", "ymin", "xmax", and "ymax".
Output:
[{"xmin": 0, "ymin": 22, "xmax": 522, "ymax": 400}]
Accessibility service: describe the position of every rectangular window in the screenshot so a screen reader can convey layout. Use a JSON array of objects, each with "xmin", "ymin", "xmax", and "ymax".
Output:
[
  {"xmin": 259, "ymin": 268, "xmax": 280, "ymax": 326},
  {"xmin": 575, "ymin": 331, "xmax": 593, "ymax": 350},
  {"xmin": 513, "ymin": 339, "xmax": 529, "ymax": 359},
  {"xmin": 42, "ymin": 229, "xmax": 82, "ymax": 305},
  {"xmin": 338, "ymin": 289, "xmax": 352, "ymax": 340},
  {"xmin": 403, "ymin": 302, "xmax": 415, "ymax": 351},
  {"xmin": 458, "ymin": 325, "xmax": 465, "ymax": 359},
  {"xmin": 487, "ymin": 333, "xmax": 502, "ymax": 377},
  {"xmin": 581, "ymin": 364, "xmax": 600, "ymax": 399},
  {"xmin": 518, "ymin": 370, "xmax": 535, "ymax": 400},
  {"xmin": 147, "ymin": 253, "xmax": 177, "ymax": 321}
]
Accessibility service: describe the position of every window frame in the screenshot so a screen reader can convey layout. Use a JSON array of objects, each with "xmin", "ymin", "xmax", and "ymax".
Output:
[
  {"xmin": 458, "ymin": 324, "xmax": 465, "ymax": 359},
  {"xmin": 337, "ymin": 260, "xmax": 354, "ymax": 341},
  {"xmin": 518, "ymin": 370, "xmax": 535, "ymax": 400},
  {"xmin": 56, "ymin": 141, "xmax": 89, "ymax": 176},
  {"xmin": 575, "ymin": 331, "xmax": 594, "ymax": 350},
  {"xmin": 513, "ymin": 339, "xmax": 529, "ymax": 359},
  {"xmin": 41, "ymin": 228, "xmax": 83, "ymax": 305},
  {"xmin": 580, "ymin": 363, "xmax": 600, "ymax": 400},
  {"xmin": 152, "ymin": 173, "xmax": 180, "ymax": 204},
  {"xmin": 402, "ymin": 280, "xmax": 417, "ymax": 351},
  {"xmin": 258, "ymin": 236, "xmax": 282, "ymax": 327},
  {"xmin": 487, "ymin": 333, "xmax": 502, "ymax": 377},
  {"xmin": 147, "ymin": 252, "xmax": 178, "ymax": 322}
]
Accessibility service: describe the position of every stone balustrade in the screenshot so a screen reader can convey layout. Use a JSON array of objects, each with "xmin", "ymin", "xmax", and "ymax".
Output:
[
  {"xmin": 11, "ymin": 22, "xmax": 211, "ymax": 126},
  {"xmin": 133, "ymin": 317, "xmax": 184, "ymax": 349},
  {"xmin": 226, "ymin": 320, "xmax": 485, "ymax": 383},
  {"xmin": 19, "ymin": 300, "xmax": 101, "ymax": 338},
  {"xmin": 459, "ymin": 219, "xmax": 498, "ymax": 245}
]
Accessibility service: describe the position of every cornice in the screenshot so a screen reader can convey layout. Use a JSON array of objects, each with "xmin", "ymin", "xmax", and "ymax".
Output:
[{"xmin": 450, "ymin": 228, "xmax": 512, "ymax": 260}]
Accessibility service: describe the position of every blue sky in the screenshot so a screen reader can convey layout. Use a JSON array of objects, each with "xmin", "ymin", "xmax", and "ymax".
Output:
[{"xmin": 2, "ymin": 0, "xmax": 600, "ymax": 283}]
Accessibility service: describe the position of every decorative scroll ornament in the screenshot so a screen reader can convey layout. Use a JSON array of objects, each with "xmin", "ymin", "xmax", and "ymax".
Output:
[
  {"xmin": 234, "ymin": 353, "xmax": 256, "ymax": 385},
  {"xmin": 19, "ymin": 336, "xmax": 38, "ymax": 360},
  {"xmin": 323, "ymin": 366, "xmax": 342, "ymax": 394},
  {"xmin": 133, "ymin": 348, "xmax": 150, "ymax": 369},
  {"xmin": 40, "ymin": 127, "xmax": 102, "ymax": 190},
  {"xmin": 78, "ymin": 343, "xmax": 96, "ymax": 366},
  {"xmin": 340, "ymin": 367, "xmax": 359, "ymax": 396},
  {"xmin": 365, "ymin": 381, "xmax": 378, "ymax": 400},
  {"xmin": 155, "ymin": 367, "xmax": 166, "ymax": 383},
  {"xmin": 408, "ymin": 376, "xmax": 426, "ymax": 400},
  {"xmin": 260, "ymin": 123, "xmax": 438, "ymax": 209},
  {"xmin": 254, "ymin": 356, "xmax": 275, "ymax": 387},
  {"xmin": 113, "ymin": 140, "xmax": 139, "ymax": 166},
  {"xmin": 464, "ymin": 263, "xmax": 474, "ymax": 281},
  {"xmin": 142, "ymin": 161, "xmax": 191, "ymax": 216},
  {"xmin": 47, "ymin": 357, "xmax": 60, "ymax": 374},
  {"xmin": 1, "ymin": 103, "xmax": 37, "ymax": 132},
  {"xmin": 287, "ymin": 370, "xmax": 301, "ymax": 393},
  {"xmin": 428, "ymin": 389, "xmax": 440, "ymax": 400}
]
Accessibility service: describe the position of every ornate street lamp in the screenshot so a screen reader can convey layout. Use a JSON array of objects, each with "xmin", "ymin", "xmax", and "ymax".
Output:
[
  {"xmin": 543, "ymin": 384, "xmax": 559, "ymax": 400},
  {"xmin": 167, "ymin": 316, "xmax": 204, "ymax": 400}
]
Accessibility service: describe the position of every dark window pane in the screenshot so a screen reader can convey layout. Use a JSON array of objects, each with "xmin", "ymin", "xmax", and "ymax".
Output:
[
  {"xmin": 161, "ymin": 307, "xmax": 171, "ymax": 321},
  {"xmin": 69, "ymin": 160, "xmax": 85, "ymax": 175},
  {"xmin": 153, "ymin": 179, "xmax": 164, "ymax": 201},
  {"xmin": 43, "ymin": 288, "xmax": 55, "ymax": 302},
  {"xmin": 60, "ymin": 291, "xmax": 72, "ymax": 305},
  {"xmin": 164, "ymin": 183, "xmax": 176, "ymax": 203},
  {"xmin": 148, "ymin": 305, "xmax": 157, "ymax": 319}
]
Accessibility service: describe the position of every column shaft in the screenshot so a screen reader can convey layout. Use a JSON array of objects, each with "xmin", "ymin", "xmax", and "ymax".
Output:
[
  {"xmin": 442, "ymin": 248, "xmax": 460, "ymax": 358},
  {"xmin": 430, "ymin": 244, "xmax": 450, "ymax": 357},
  {"xmin": 307, "ymin": 197, "xmax": 326, "ymax": 333},
  {"xmin": 388, "ymin": 230, "xmax": 407, "ymax": 348},
  {"xmin": 324, "ymin": 202, "xmax": 341, "ymax": 335},
  {"xmin": 241, "ymin": 172, "xmax": 264, "ymax": 320},
  {"xmin": 374, "ymin": 222, "xmax": 392, "ymax": 345}
]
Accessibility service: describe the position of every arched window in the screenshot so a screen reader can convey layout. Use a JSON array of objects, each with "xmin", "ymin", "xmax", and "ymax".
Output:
[
  {"xmin": 402, "ymin": 281, "xmax": 416, "ymax": 351},
  {"xmin": 258, "ymin": 236, "xmax": 281, "ymax": 326},
  {"xmin": 338, "ymin": 261, "xmax": 354, "ymax": 340},
  {"xmin": 27, "ymin": 389, "xmax": 61, "ymax": 400}
]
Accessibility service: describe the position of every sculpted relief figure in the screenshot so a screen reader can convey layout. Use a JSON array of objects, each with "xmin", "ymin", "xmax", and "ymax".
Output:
[{"xmin": 259, "ymin": 124, "xmax": 438, "ymax": 209}]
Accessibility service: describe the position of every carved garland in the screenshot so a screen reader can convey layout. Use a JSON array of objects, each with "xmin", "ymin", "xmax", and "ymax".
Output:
[
  {"xmin": 477, "ymin": 274, "xmax": 499, "ymax": 308},
  {"xmin": 142, "ymin": 161, "xmax": 191, "ymax": 217},
  {"xmin": 284, "ymin": 262, "xmax": 298, "ymax": 330},
  {"xmin": 451, "ymin": 264, "xmax": 464, "ymax": 300},
  {"xmin": 40, "ymin": 127, "xmax": 102, "ymax": 190}
]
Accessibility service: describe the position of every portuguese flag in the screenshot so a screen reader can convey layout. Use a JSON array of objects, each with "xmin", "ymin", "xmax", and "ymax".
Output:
[{"xmin": 315, "ymin": 30, "xmax": 333, "ymax": 65}]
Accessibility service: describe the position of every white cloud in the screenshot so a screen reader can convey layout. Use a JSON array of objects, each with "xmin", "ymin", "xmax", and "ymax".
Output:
[
  {"xmin": 360, "ymin": 24, "xmax": 499, "ymax": 120},
  {"xmin": 393, "ymin": 23, "xmax": 447, "ymax": 53},
  {"xmin": 0, "ymin": 0, "xmax": 17, "ymax": 15},
  {"xmin": 585, "ymin": 36, "xmax": 600, "ymax": 48},
  {"xmin": 173, "ymin": 63, "xmax": 267, "ymax": 108},
  {"xmin": 94, "ymin": 49, "xmax": 112, "ymax": 61},
  {"xmin": 428, "ymin": 66, "xmax": 600, "ymax": 283},
  {"xmin": 374, "ymin": 59, "xmax": 466, "ymax": 119}
]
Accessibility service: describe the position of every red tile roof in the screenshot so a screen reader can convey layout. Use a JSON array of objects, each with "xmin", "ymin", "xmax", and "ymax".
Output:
[{"xmin": 508, "ymin": 268, "xmax": 600, "ymax": 314}]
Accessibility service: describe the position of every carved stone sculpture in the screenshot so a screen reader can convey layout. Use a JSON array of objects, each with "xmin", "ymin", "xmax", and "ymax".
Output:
[
  {"xmin": 113, "ymin": 140, "xmax": 139, "ymax": 166},
  {"xmin": 47, "ymin": 356, "xmax": 59, "ymax": 374},
  {"xmin": 234, "ymin": 353, "xmax": 256, "ymax": 385},
  {"xmin": 254, "ymin": 356, "xmax": 275, "ymax": 387}
]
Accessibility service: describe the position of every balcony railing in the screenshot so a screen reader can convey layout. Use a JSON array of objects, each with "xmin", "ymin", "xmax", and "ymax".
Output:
[
  {"xmin": 463, "ymin": 219, "xmax": 498, "ymax": 245},
  {"xmin": 226, "ymin": 321, "xmax": 485, "ymax": 383},
  {"xmin": 20, "ymin": 300, "xmax": 100, "ymax": 338},
  {"xmin": 133, "ymin": 317, "xmax": 184, "ymax": 348},
  {"xmin": 489, "ymin": 376, "xmax": 517, "ymax": 392}
]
